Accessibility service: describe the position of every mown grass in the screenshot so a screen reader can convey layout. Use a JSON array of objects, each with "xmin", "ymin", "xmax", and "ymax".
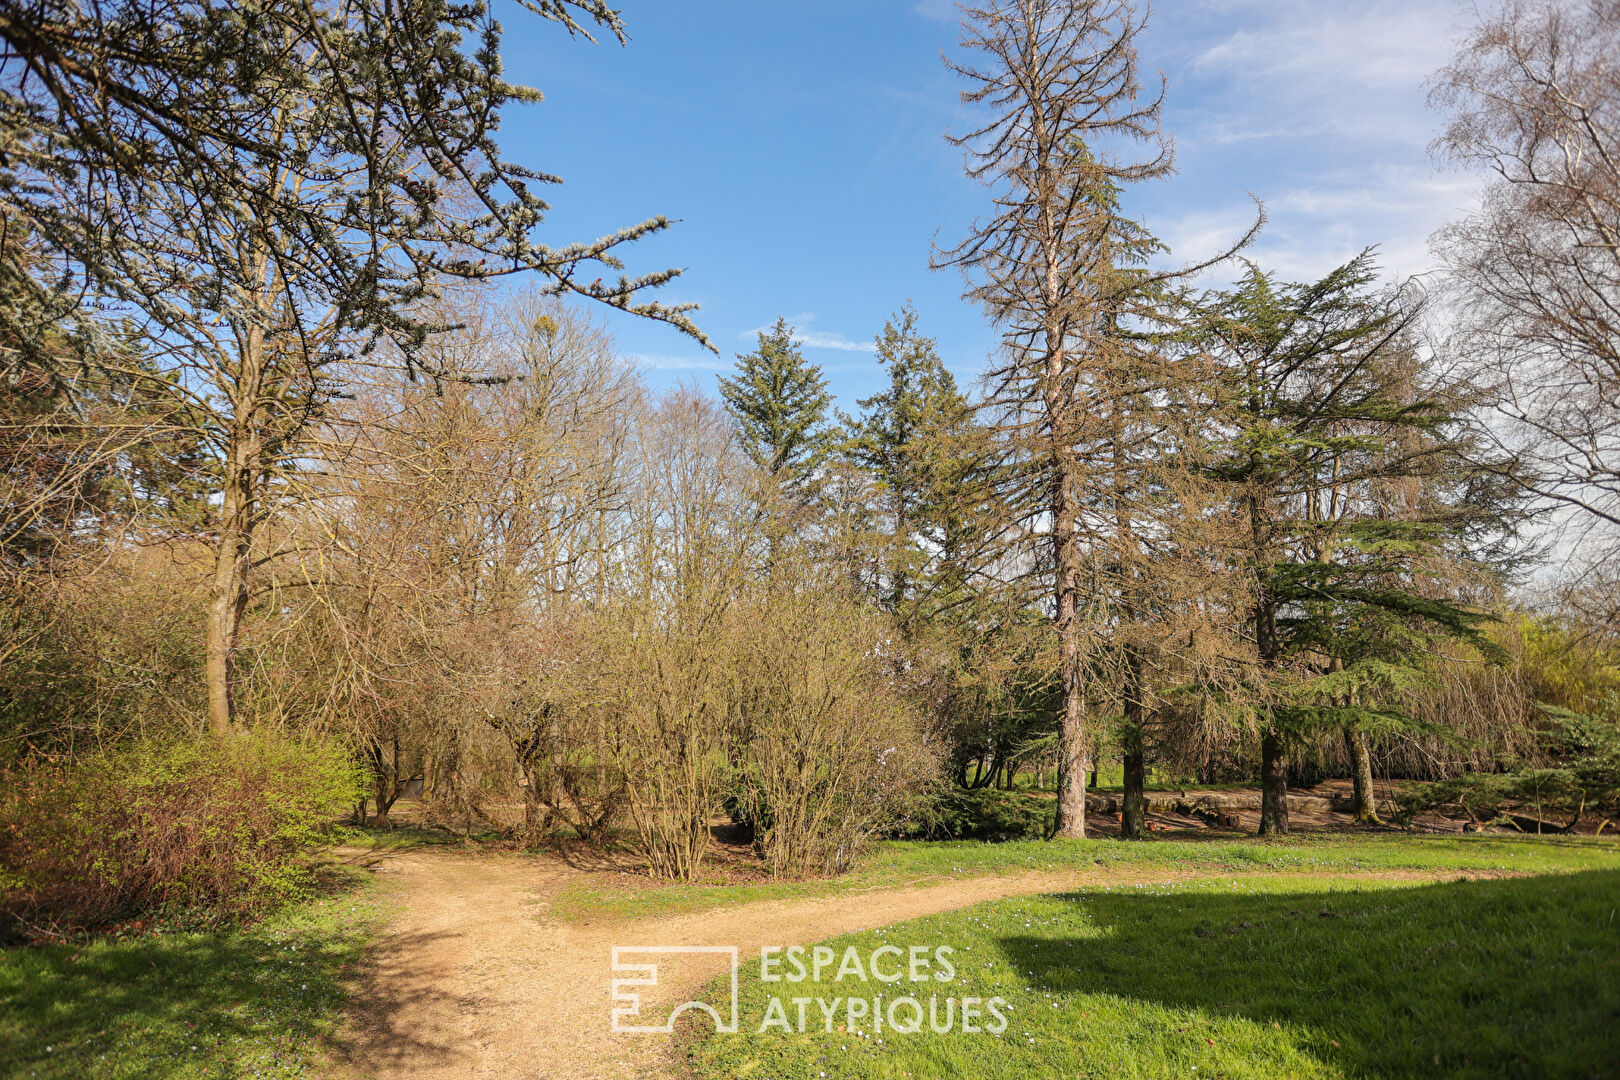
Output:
[
  {"xmin": 686, "ymin": 867, "xmax": 1620, "ymax": 1080},
  {"xmin": 0, "ymin": 868, "xmax": 384, "ymax": 1080},
  {"xmin": 551, "ymin": 831, "xmax": 1620, "ymax": 922}
]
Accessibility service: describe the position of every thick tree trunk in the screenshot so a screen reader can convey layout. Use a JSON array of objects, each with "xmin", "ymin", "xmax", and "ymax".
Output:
[
  {"xmin": 205, "ymin": 424, "xmax": 254, "ymax": 733},
  {"xmin": 522, "ymin": 780, "xmax": 551, "ymax": 847},
  {"xmin": 1053, "ymin": 609, "xmax": 1089, "ymax": 837},
  {"xmin": 1259, "ymin": 731, "xmax": 1289, "ymax": 835},
  {"xmin": 1251, "ymin": 490, "xmax": 1286, "ymax": 836},
  {"xmin": 204, "ymin": 525, "xmax": 247, "ymax": 733},
  {"xmin": 367, "ymin": 736, "xmax": 403, "ymax": 828},
  {"xmin": 1345, "ymin": 726, "xmax": 1380, "ymax": 823},
  {"xmin": 1055, "ymin": 707, "xmax": 1089, "ymax": 839},
  {"xmin": 371, "ymin": 781, "xmax": 393, "ymax": 828}
]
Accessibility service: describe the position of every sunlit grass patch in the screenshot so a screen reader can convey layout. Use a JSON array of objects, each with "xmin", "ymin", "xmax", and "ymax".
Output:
[
  {"xmin": 552, "ymin": 832, "xmax": 1620, "ymax": 923},
  {"xmin": 686, "ymin": 868, "xmax": 1620, "ymax": 1079}
]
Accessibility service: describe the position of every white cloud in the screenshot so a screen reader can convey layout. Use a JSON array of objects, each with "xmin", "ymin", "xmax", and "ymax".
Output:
[
  {"xmin": 1178, "ymin": 0, "xmax": 1465, "ymax": 145},
  {"xmin": 628, "ymin": 352, "xmax": 724, "ymax": 371},
  {"xmin": 740, "ymin": 313, "xmax": 876, "ymax": 353},
  {"xmin": 1135, "ymin": 1, "xmax": 1492, "ymax": 290},
  {"xmin": 912, "ymin": 0, "xmax": 958, "ymax": 24}
]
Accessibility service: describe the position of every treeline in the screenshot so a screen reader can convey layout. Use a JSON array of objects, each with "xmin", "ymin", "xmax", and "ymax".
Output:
[{"xmin": 3, "ymin": 0, "xmax": 1620, "ymax": 931}]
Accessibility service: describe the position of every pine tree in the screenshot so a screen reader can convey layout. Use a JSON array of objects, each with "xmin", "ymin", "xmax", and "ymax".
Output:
[
  {"xmin": 719, "ymin": 317, "xmax": 834, "ymax": 500},
  {"xmin": 845, "ymin": 304, "xmax": 982, "ymax": 624},
  {"xmin": 937, "ymin": 0, "xmax": 1258, "ymax": 837}
]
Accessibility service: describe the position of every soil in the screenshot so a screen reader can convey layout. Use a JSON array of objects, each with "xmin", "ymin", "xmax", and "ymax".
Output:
[
  {"xmin": 321, "ymin": 841, "xmax": 1497, "ymax": 1080},
  {"xmin": 323, "ymin": 849, "xmax": 1196, "ymax": 1079}
]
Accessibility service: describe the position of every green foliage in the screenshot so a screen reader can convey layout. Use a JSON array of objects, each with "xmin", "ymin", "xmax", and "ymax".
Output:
[
  {"xmin": 1520, "ymin": 616, "xmax": 1620, "ymax": 718},
  {"xmin": 907, "ymin": 786, "xmax": 1055, "ymax": 842},
  {"xmin": 1197, "ymin": 254, "xmax": 1518, "ymax": 744},
  {"xmin": 0, "ymin": 873, "xmax": 380, "ymax": 1079},
  {"xmin": 843, "ymin": 304, "xmax": 987, "ymax": 622},
  {"xmin": 548, "ymin": 832, "xmax": 1620, "ymax": 923},
  {"xmin": 719, "ymin": 318, "xmax": 834, "ymax": 490},
  {"xmin": 688, "ymin": 869, "xmax": 1620, "ymax": 1080},
  {"xmin": 0, "ymin": 730, "xmax": 362, "ymax": 934},
  {"xmin": 0, "ymin": 552, "xmax": 208, "ymax": 762}
]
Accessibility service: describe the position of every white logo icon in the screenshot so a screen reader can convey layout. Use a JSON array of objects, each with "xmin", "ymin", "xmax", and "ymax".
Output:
[{"xmin": 610, "ymin": 946, "xmax": 740, "ymax": 1034}]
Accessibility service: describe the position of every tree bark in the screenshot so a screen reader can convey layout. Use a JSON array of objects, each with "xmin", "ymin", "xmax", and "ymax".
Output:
[
  {"xmin": 1345, "ymin": 726, "xmax": 1380, "ymax": 823},
  {"xmin": 1121, "ymin": 739, "xmax": 1146, "ymax": 837},
  {"xmin": 1259, "ymin": 731, "xmax": 1289, "ymax": 835},
  {"xmin": 522, "ymin": 778, "xmax": 551, "ymax": 847},
  {"xmin": 204, "ymin": 298, "xmax": 268, "ymax": 733},
  {"xmin": 1050, "ymin": 361, "xmax": 1089, "ymax": 839},
  {"xmin": 1120, "ymin": 648, "xmax": 1148, "ymax": 837},
  {"xmin": 1251, "ymin": 490, "xmax": 1287, "ymax": 836}
]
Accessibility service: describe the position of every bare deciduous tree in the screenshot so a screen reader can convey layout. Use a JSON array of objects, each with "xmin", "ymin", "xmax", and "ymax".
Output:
[{"xmin": 1432, "ymin": 0, "xmax": 1620, "ymax": 562}]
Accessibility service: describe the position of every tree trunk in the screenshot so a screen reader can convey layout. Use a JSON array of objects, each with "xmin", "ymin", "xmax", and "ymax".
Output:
[
  {"xmin": 1054, "ymin": 697, "xmax": 1089, "ymax": 838},
  {"xmin": 1121, "ymin": 741, "xmax": 1146, "ymax": 838},
  {"xmin": 1252, "ymin": 493, "xmax": 1286, "ymax": 836},
  {"xmin": 367, "ymin": 736, "xmax": 403, "ymax": 828},
  {"xmin": 1120, "ymin": 643, "xmax": 1148, "ymax": 837},
  {"xmin": 522, "ymin": 778, "xmax": 551, "ymax": 847},
  {"xmin": 371, "ymin": 770, "xmax": 393, "ymax": 828},
  {"xmin": 203, "ymin": 529, "xmax": 247, "ymax": 733},
  {"xmin": 204, "ymin": 319, "xmax": 267, "ymax": 733},
  {"xmin": 1259, "ymin": 731, "xmax": 1289, "ymax": 835},
  {"xmin": 1051, "ymin": 393, "xmax": 1088, "ymax": 839},
  {"xmin": 1345, "ymin": 726, "xmax": 1380, "ymax": 823},
  {"xmin": 204, "ymin": 439, "xmax": 253, "ymax": 733}
]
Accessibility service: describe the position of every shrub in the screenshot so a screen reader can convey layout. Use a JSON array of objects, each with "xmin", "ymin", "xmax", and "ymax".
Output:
[
  {"xmin": 0, "ymin": 730, "xmax": 361, "ymax": 936},
  {"xmin": 730, "ymin": 592, "xmax": 940, "ymax": 878},
  {"xmin": 906, "ymin": 786, "xmax": 1056, "ymax": 842}
]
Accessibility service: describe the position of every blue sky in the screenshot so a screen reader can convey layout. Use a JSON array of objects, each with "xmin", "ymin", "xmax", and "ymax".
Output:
[{"xmin": 500, "ymin": 0, "xmax": 1483, "ymax": 411}]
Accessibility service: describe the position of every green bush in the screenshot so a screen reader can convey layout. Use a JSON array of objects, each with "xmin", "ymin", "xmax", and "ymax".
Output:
[
  {"xmin": 0, "ymin": 730, "xmax": 361, "ymax": 936},
  {"xmin": 907, "ymin": 785, "xmax": 1056, "ymax": 841}
]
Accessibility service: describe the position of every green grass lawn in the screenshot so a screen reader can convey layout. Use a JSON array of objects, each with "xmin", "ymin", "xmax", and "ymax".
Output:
[
  {"xmin": 552, "ymin": 831, "xmax": 1620, "ymax": 922},
  {"xmin": 0, "ymin": 870, "xmax": 383, "ymax": 1080},
  {"xmin": 685, "ymin": 866, "xmax": 1620, "ymax": 1079}
]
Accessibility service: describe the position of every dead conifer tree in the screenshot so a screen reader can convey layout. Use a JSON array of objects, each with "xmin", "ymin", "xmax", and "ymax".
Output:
[{"xmin": 936, "ymin": 0, "xmax": 1255, "ymax": 837}]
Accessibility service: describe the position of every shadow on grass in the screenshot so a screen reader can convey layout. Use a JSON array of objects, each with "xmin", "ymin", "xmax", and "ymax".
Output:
[
  {"xmin": 0, "ymin": 894, "xmax": 378, "ymax": 1079},
  {"xmin": 996, "ymin": 869, "xmax": 1620, "ymax": 1079}
]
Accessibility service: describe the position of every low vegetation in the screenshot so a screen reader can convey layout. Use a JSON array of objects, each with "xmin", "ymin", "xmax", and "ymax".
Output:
[
  {"xmin": 687, "ymin": 862, "xmax": 1620, "ymax": 1080},
  {"xmin": 0, "ymin": 870, "xmax": 381, "ymax": 1080},
  {"xmin": 0, "ymin": 731, "xmax": 360, "ymax": 939},
  {"xmin": 549, "ymin": 832, "xmax": 1619, "ymax": 922}
]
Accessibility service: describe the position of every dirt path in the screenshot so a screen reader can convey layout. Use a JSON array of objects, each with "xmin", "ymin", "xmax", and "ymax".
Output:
[
  {"xmin": 326, "ymin": 850, "xmax": 1507, "ymax": 1080},
  {"xmin": 325, "ymin": 850, "xmax": 1179, "ymax": 1080}
]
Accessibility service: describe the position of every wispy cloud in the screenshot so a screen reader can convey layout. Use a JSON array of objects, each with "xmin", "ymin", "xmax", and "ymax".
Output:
[
  {"xmin": 740, "ymin": 313, "xmax": 876, "ymax": 353},
  {"xmin": 1141, "ymin": 1, "xmax": 1487, "ymax": 291},
  {"xmin": 628, "ymin": 352, "xmax": 725, "ymax": 371},
  {"xmin": 912, "ymin": 0, "xmax": 957, "ymax": 24},
  {"xmin": 1181, "ymin": 0, "xmax": 1462, "ymax": 145}
]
